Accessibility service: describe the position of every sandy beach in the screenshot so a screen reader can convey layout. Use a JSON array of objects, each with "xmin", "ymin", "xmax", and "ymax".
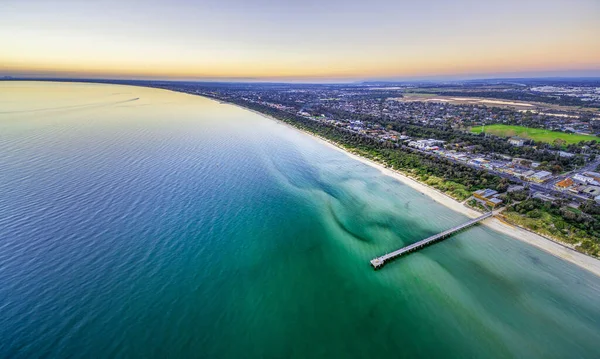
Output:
[
  {"xmin": 350, "ymin": 153, "xmax": 600, "ymax": 277},
  {"xmin": 240, "ymin": 104, "xmax": 600, "ymax": 277}
]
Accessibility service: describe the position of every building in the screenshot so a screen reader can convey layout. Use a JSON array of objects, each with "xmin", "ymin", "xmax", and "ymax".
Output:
[
  {"xmin": 555, "ymin": 178, "xmax": 574, "ymax": 190},
  {"xmin": 569, "ymin": 185, "xmax": 583, "ymax": 194},
  {"xmin": 558, "ymin": 151, "xmax": 575, "ymax": 158},
  {"xmin": 582, "ymin": 186, "xmax": 600, "ymax": 198},
  {"xmin": 469, "ymin": 158, "xmax": 489, "ymax": 167},
  {"xmin": 473, "ymin": 189, "xmax": 503, "ymax": 208},
  {"xmin": 507, "ymin": 185, "xmax": 525, "ymax": 193},
  {"xmin": 573, "ymin": 174, "xmax": 595, "ymax": 184},
  {"xmin": 583, "ymin": 171, "xmax": 600, "ymax": 182},
  {"xmin": 512, "ymin": 158, "xmax": 541, "ymax": 168},
  {"xmin": 529, "ymin": 171, "xmax": 552, "ymax": 183},
  {"xmin": 408, "ymin": 139, "xmax": 445, "ymax": 151},
  {"xmin": 523, "ymin": 170, "xmax": 536, "ymax": 178},
  {"xmin": 508, "ymin": 137, "xmax": 526, "ymax": 147}
]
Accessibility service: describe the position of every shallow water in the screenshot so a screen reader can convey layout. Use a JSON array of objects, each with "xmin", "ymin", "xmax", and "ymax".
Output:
[{"xmin": 1, "ymin": 82, "xmax": 599, "ymax": 358}]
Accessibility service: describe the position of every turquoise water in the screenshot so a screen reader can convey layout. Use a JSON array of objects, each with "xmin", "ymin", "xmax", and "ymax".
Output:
[{"xmin": 1, "ymin": 82, "xmax": 599, "ymax": 358}]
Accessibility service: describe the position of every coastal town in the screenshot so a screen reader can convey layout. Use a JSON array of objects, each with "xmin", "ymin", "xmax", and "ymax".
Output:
[
  {"xmin": 147, "ymin": 79, "xmax": 600, "ymax": 257},
  {"xmin": 153, "ymin": 81, "xmax": 600, "ymax": 200},
  {"xmin": 282, "ymin": 111, "xmax": 600, "ymax": 205}
]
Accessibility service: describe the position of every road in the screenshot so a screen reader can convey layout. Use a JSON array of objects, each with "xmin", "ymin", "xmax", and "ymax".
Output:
[{"xmin": 408, "ymin": 146, "xmax": 599, "ymax": 203}]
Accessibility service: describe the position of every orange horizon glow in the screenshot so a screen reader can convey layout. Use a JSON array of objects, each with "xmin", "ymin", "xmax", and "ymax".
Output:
[{"xmin": 2, "ymin": 0, "xmax": 599, "ymax": 81}]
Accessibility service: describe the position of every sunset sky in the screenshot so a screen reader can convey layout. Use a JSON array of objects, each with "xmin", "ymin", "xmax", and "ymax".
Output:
[{"xmin": 2, "ymin": 0, "xmax": 599, "ymax": 81}]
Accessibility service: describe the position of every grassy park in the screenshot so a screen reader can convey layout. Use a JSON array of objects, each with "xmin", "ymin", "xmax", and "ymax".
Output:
[{"xmin": 470, "ymin": 124, "xmax": 598, "ymax": 145}]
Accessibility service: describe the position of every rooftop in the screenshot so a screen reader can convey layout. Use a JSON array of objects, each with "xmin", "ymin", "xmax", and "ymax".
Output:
[
  {"xmin": 474, "ymin": 189, "xmax": 498, "ymax": 199},
  {"xmin": 556, "ymin": 178, "xmax": 574, "ymax": 188},
  {"xmin": 532, "ymin": 171, "xmax": 552, "ymax": 179}
]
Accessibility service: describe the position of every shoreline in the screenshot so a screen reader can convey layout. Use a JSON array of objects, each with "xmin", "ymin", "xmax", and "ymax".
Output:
[{"xmin": 231, "ymin": 103, "xmax": 600, "ymax": 277}]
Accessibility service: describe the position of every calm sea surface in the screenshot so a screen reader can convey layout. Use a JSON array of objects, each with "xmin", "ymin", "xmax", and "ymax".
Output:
[{"xmin": 1, "ymin": 82, "xmax": 599, "ymax": 358}]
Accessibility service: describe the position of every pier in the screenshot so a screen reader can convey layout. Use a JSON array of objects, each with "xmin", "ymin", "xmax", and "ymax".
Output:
[{"xmin": 370, "ymin": 212, "xmax": 493, "ymax": 269}]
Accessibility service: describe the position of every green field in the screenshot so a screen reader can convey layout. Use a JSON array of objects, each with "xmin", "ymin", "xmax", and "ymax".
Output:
[{"xmin": 470, "ymin": 124, "xmax": 599, "ymax": 145}]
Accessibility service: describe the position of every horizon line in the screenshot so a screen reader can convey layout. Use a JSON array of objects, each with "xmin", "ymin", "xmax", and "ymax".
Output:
[{"xmin": 3, "ymin": 74, "xmax": 600, "ymax": 86}]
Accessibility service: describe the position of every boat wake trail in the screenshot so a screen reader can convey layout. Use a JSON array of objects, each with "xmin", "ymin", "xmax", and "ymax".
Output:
[{"xmin": 0, "ymin": 98, "xmax": 140, "ymax": 115}]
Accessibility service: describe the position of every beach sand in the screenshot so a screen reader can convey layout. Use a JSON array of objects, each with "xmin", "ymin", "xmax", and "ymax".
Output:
[
  {"xmin": 332, "ymin": 137, "xmax": 600, "ymax": 277},
  {"xmin": 235, "ymin": 103, "xmax": 600, "ymax": 277},
  {"xmin": 219, "ymin": 103, "xmax": 600, "ymax": 277}
]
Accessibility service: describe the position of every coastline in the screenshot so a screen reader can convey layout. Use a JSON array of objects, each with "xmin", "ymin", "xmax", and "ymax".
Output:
[{"xmin": 233, "ymin": 103, "xmax": 600, "ymax": 277}]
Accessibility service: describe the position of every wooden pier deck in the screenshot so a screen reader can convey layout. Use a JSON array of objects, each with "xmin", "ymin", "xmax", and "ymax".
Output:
[{"xmin": 370, "ymin": 212, "xmax": 493, "ymax": 269}]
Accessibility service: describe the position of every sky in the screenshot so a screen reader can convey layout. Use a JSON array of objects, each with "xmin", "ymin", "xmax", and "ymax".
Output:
[{"xmin": 1, "ymin": 0, "xmax": 599, "ymax": 81}]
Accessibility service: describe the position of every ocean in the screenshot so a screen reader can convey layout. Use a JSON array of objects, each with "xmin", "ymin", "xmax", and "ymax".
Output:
[{"xmin": 1, "ymin": 82, "xmax": 599, "ymax": 358}]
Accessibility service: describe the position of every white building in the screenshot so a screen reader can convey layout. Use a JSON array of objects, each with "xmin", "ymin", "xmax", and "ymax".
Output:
[
  {"xmin": 408, "ymin": 139, "xmax": 445, "ymax": 151},
  {"xmin": 584, "ymin": 171, "xmax": 600, "ymax": 182},
  {"xmin": 529, "ymin": 171, "xmax": 552, "ymax": 183},
  {"xmin": 559, "ymin": 151, "xmax": 575, "ymax": 158},
  {"xmin": 573, "ymin": 174, "xmax": 595, "ymax": 184},
  {"xmin": 508, "ymin": 137, "xmax": 526, "ymax": 147}
]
